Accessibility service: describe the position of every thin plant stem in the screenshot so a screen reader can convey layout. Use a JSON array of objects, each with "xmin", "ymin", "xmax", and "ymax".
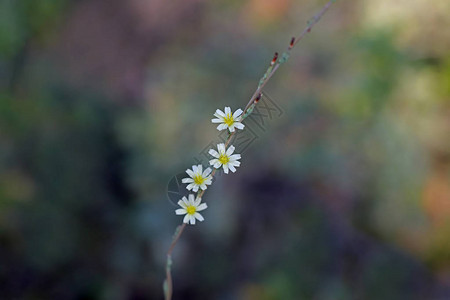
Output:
[
  {"xmin": 164, "ymin": 223, "xmax": 186, "ymax": 300},
  {"xmin": 163, "ymin": 1, "xmax": 336, "ymax": 298}
]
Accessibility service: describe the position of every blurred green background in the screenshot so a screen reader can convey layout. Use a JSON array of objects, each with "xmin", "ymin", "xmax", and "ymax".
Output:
[{"xmin": 1, "ymin": 0, "xmax": 450, "ymax": 299}]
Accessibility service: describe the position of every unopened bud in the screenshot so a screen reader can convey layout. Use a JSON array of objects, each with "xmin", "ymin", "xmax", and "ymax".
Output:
[
  {"xmin": 255, "ymin": 93, "xmax": 262, "ymax": 103},
  {"xmin": 271, "ymin": 52, "xmax": 278, "ymax": 66},
  {"xmin": 289, "ymin": 37, "xmax": 295, "ymax": 49}
]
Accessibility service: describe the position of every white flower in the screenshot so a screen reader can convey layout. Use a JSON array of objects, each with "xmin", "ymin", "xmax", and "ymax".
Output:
[
  {"xmin": 181, "ymin": 164, "xmax": 212, "ymax": 192},
  {"xmin": 211, "ymin": 107, "xmax": 245, "ymax": 132},
  {"xmin": 209, "ymin": 143, "xmax": 241, "ymax": 174},
  {"xmin": 175, "ymin": 194, "xmax": 207, "ymax": 225}
]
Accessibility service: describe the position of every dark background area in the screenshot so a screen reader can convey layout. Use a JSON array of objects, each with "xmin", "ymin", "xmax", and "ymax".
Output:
[{"xmin": 1, "ymin": 0, "xmax": 450, "ymax": 299}]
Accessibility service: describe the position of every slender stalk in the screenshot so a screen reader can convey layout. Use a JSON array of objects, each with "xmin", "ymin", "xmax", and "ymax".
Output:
[
  {"xmin": 163, "ymin": 1, "xmax": 336, "ymax": 298},
  {"xmin": 164, "ymin": 223, "xmax": 186, "ymax": 300},
  {"xmin": 242, "ymin": 0, "xmax": 334, "ymax": 113}
]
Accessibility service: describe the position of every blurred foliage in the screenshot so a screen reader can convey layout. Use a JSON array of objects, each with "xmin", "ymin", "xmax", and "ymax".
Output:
[
  {"xmin": 0, "ymin": 0, "xmax": 68, "ymax": 58},
  {"xmin": 0, "ymin": 0, "xmax": 449, "ymax": 299}
]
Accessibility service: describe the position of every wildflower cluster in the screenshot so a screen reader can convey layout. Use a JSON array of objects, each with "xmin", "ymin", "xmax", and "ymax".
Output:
[{"xmin": 177, "ymin": 107, "xmax": 244, "ymax": 224}]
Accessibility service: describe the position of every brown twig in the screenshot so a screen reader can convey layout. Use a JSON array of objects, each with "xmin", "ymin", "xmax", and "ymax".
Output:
[{"xmin": 163, "ymin": 1, "xmax": 336, "ymax": 298}]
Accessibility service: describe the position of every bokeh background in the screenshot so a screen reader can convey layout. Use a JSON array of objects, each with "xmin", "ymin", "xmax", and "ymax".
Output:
[{"xmin": 1, "ymin": 0, "xmax": 450, "ymax": 299}]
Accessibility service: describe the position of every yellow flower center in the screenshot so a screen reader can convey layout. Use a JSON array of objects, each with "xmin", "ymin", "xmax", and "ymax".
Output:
[
  {"xmin": 193, "ymin": 175, "xmax": 205, "ymax": 185},
  {"xmin": 223, "ymin": 113, "xmax": 234, "ymax": 126},
  {"xmin": 219, "ymin": 154, "xmax": 230, "ymax": 164},
  {"xmin": 186, "ymin": 205, "xmax": 196, "ymax": 215}
]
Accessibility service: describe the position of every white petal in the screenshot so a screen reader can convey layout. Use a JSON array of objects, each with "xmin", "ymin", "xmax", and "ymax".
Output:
[
  {"xmin": 229, "ymin": 154, "xmax": 241, "ymax": 161},
  {"xmin": 215, "ymin": 109, "xmax": 225, "ymax": 117},
  {"xmin": 183, "ymin": 214, "xmax": 190, "ymax": 223},
  {"xmin": 197, "ymin": 165, "xmax": 203, "ymax": 174},
  {"xmin": 228, "ymin": 125, "xmax": 235, "ymax": 132},
  {"xmin": 217, "ymin": 123, "xmax": 227, "ymax": 131},
  {"xmin": 226, "ymin": 145, "xmax": 235, "ymax": 156},
  {"xmin": 200, "ymin": 184, "xmax": 207, "ymax": 190},
  {"xmin": 194, "ymin": 197, "xmax": 202, "ymax": 206},
  {"xmin": 213, "ymin": 161, "xmax": 221, "ymax": 168},
  {"xmin": 194, "ymin": 213, "xmax": 204, "ymax": 222},
  {"xmin": 192, "ymin": 165, "xmax": 198, "ymax": 173},
  {"xmin": 186, "ymin": 183, "xmax": 195, "ymax": 190},
  {"xmin": 182, "ymin": 178, "xmax": 194, "ymax": 183},
  {"xmin": 202, "ymin": 167, "xmax": 212, "ymax": 177},
  {"xmin": 209, "ymin": 159, "xmax": 218, "ymax": 166},
  {"xmin": 188, "ymin": 194, "xmax": 195, "ymax": 203},
  {"xmin": 197, "ymin": 203, "xmax": 207, "ymax": 211},
  {"xmin": 178, "ymin": 200, "xmax": 187, "ymax": 208},
  {"xmin": 209, "ymin": 149, "xmax": 219, "ymax": 158},
  {"xmin": 234, "ymin": 122, "xmax": 245, "ymax": 130},
  {"xmin": 233, "ymin": 108, "xmax": 243, "ymax": 118},
  {"xmin": 192, "ymin": 185, "xmax": 199, "ymax": 192},
  {"xmin": 224, "ymin": 107, "xmax": 231, "ymax": 115},
  {"xmin": 204, "ymin": 178, "xmax": 212, "ymax": 185},
  {"xmin": 190, "ymin": 216, "xmax": 196, "ymax": 225},
  {"xmin": 217, "ymin": 143, "xmax": 225, "ymax": 154},
  {"xmin": 230, "ymin": 160, "xmax": 241, "ymax": 167},
  {"xmin": 211, "ymin": 118, "xmax": 223, "ymax": 123},
  {"xmin": 223, "ymin": 164, "xmax": 229, "ymax": 174},
  {"xmin": 175, "ymin": 208, "xmax": 186, "ymax": 215},
  {"xmin": 182, "ymin": 196, "xmax": 189, "ymax": 206},
  {"xmin": 213, "ymin": 112, "xmax": 224, "ymax": 119},
  {"xmin": 228, "ymin": 164, "xmax": 236, "ymax": 173},
  {"xmin": 186, "ymin": 169, "xmax": 194, "ymax": 177}
]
